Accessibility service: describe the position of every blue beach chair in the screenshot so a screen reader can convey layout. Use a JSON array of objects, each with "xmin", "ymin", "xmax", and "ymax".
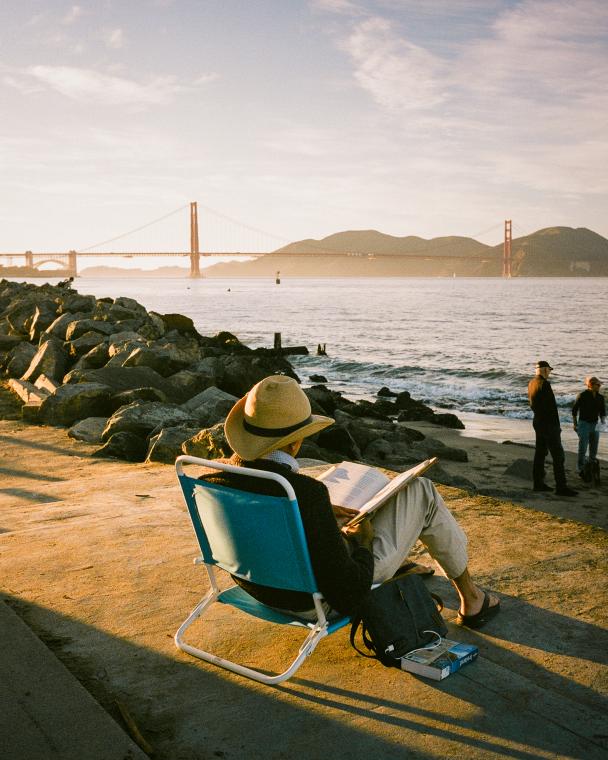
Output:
[{"xmin": 174, "ymin": 455, "xmax": 351, "ymax": 685}]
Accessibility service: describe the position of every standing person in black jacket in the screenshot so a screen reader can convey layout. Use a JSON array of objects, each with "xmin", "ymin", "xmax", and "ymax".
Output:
[
  {"xmin": 528, "ymin": 360, "xmax": 577, "ymax": 496},
  {"xmin": 202, "ymin": 375, "xmax": 500, "ymax": 629},
  {"xmin": 572, "ymin": 376, "xmax": 605, "ymax": 480}
]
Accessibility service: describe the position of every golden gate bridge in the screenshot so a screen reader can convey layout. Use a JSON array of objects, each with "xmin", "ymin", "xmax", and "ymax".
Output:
[{"xmin": 0, "ymin": 202, "xmax": 514, "ymax": 278}]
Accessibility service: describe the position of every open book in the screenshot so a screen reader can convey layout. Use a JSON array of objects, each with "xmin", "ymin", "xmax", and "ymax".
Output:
[{"xmin": 317, "ymin": 457, "xmax": 437, "ymax": 528}]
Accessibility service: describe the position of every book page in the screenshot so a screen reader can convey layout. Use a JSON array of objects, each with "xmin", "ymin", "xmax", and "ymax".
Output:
[
  {"xmin": 317, "ymin": 461, "xmax": 390, "ymax": 510},
  {"xmin": 343, "ymin": 457, "xmax": 438, "ymax": 527}
]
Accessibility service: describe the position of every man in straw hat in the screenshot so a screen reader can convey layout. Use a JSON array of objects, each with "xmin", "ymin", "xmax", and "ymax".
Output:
[
  {"xmin": 201, "ymin": 375, "xmax": 500, "ymax": 629},
  {"xmin": 572, "ymin": 375, "xmax": 605, "ymax": 481}
]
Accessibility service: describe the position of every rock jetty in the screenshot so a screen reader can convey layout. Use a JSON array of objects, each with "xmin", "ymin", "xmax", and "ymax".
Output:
[{"xmin": 0, "ymin": 279, "xmax": 471, "ymax": 488}]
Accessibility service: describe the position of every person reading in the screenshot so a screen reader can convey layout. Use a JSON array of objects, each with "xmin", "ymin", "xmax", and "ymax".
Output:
[{"xmin": 199, "ymin": 375, "xmax": 500, "ymax": 629}]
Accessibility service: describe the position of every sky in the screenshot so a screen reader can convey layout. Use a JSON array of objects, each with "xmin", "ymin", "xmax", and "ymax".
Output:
[{"xmin": 1, "ymin": 0, "xmax": 607, "ymax": 261}]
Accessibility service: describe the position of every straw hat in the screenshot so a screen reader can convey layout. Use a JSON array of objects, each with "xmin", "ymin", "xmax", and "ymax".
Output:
[{"xmin": 224, "ymin": 375, "xmax": 334, "ymax": 460}]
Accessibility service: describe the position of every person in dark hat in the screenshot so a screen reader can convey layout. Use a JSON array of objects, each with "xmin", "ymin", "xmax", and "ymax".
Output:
[
  {"xmin": 528, "ymin": 361, "xmax": 577, "ymax": 496},
  {"xmin": 199, "ymin": 375, "xmax": 500, "ymax": 629},
  {"xmin": 572, "ymin": 376, "xmax": 605, "ymax": 481}
]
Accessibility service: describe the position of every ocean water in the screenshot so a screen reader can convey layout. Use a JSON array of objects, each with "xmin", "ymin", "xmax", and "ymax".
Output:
[{"xmin": 7, "ymin": 274, "xmax": 607, "ymax": 444}]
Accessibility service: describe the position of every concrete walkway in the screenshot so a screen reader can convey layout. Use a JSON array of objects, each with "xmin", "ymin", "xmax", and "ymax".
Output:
[{"xmin": 1, "ymin": 419, "xmax": 607, "ymax": 759}]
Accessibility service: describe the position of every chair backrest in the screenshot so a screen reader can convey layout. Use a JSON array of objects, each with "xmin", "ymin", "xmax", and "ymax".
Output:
[{"xmin": 176, "ymin": 456, "xmax": 319, "ymax": 594}]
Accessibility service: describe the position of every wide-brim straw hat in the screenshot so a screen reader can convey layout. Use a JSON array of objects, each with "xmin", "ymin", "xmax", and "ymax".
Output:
[{"xmin": 224, "ymin": 375, "xmax": 334, "ymax": 460}]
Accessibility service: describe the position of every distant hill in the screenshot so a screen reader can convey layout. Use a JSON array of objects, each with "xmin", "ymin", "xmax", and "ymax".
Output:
[
  {"xmin": 202, "ymin": 226, "xmax": 608, "ymax": 277},
  {"xmin": 486, "ymin": 227, "xmax": 608, "ymax": 276}
]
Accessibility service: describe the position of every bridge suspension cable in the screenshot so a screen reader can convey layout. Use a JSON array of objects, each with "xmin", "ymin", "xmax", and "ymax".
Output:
[{"xmin": 77, "ymin": 203, "xmax": 190, "ymax": 252}]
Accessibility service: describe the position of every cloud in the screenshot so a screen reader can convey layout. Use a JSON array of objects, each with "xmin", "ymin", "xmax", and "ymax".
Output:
[
  {"xmin": 311, "ymin": 0, "xmax": 363, "ymax": 14},
  {"xmin": 342, "ymin": 16, "xmax": 446, "ymax": 110},
  {"xmin": 103, "ymin": 28, "xmax": 125, "ymax": 49},
  {"xmin": 24, "ymin": 66, "xmax": 184, "ymax": 106},
  {"xmin": 62, "ymin": 5, "xmax": 83, "ymax": 25}
]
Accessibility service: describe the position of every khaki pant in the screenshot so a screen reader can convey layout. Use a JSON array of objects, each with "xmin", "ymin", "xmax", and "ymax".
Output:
[
  {"xmin": 370, "ymin": 476, "xmax": 468, "ymax": 583},
  {"xmin": 280, "ymin": 477, "xmax": 468, "ymax": 621}
]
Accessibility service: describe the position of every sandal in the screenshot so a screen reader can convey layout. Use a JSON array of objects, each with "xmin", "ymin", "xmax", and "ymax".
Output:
[{"xmin": 456, "ymin": 591, "xmax": 500, "ymax": 629}]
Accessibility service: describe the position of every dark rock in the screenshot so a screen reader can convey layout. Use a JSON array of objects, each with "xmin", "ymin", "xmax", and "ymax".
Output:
[
  {"xmin": 66, "ymin": 331, "xmax": 106, "ymax": 358},
  {"xmin": 72, "ymin": 342, "xmax": 110, "ymax": 371},
  {"xmin": 4, "ymin": 342, "xmax": 37, "ymax": 378},
  {"xmin": 38, "ymin": 382, "xmax": 113, "ymax": 426},
  {"xmin": 22, "ymin": 337, "xmax": 68, "ymax": 383},
  {"xmin": 394, "ymin": 390, "xmax": 412, "ymax": 406},
  {"xmin": 63, "ymin": 366, "xmax": 172, "ymax": 397},
  {"xmin": 164, "ymin": 370, "xmax": 214, "ymax": 403},
  {"xmin": 309, "ymin": 374, "xmax": 328, "ymax": 383},
  {"xmin": 200, "ymin": 331, "xmax": 245, "ymax": 350},
  {"xmin": 350, "ymin": 399, "xmax": 391, "ymax": 421},
  {"xmin": 315, "ymin": 424, "xmax": 361, "ymax": 460},
  {"xmin": 217, "ymin": 355, "xmax": 299, "ymax": 398},
  {"xmin": 121, "ymin": 347, "xmax": 176, "ymax": 377},
  {"xmin": 102, "ymin": 401, "xmax": 194, "ymax": 441},
  {"xmin": 42, "ymin": 311, "xmax": 86, "ymax": 341},
  {"xmin": 58, "ymin": 293, "xmax": 96, "ymax": 314},
  {"xmin": 416, "ymin": 438, "xmax": 469, "ymax": 462},
  {"xmin": 431, "ymin": 412, "xmax": 465, "ymax": 429},
  {"xmin": 182, "ymin": 423, "xmax": 232, "ymax": 459},
  {"xmin": 377, "ymin": 386, "xmax": 398, "ymax": 398},
  {"xmin": 181, "ymin": 386, "xmax": 237, "ymax": 427},
  {"xmin": 0, "ymin": 334, "xmax": 24, "ymax": 351},
  {"xmin": 146, "ymin": 425, "xmax": 201, "ymax": 464},
  {"xmin": 110, "ymin": 387, "xmax": 168, "ymax": 412},
  {"xmin": 504, "ymin": 458, "xmax": 534, "ymax": 480},
  {"xmin": 158, "ymin": 313, "xmax": 198, "ymax": 335},
  {"xmin": 304, "ymin": 385, "xmax": 345, "ymax": 415},
  {"xmin": 29, "ymin": 301, "xmax": 59, "ymax": 342},
  {"xmin": 67, "ymin": 417, "xmax": 108, "ymax": 443},
  {"xmin": 93, "ymin": 431, "xmax": 148, "ymax": 462},
  {"xmin": 65, "ymin": 319, "xmax": 116, "ymax": 342}
]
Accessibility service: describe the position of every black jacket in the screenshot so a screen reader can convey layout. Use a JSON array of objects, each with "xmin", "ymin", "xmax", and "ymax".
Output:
[
  {"xmin": 199, "ymin": 456, "xmax": 374, "ymax": 615},
  {"xmin": 572, "ymin": 390, "xmax": 606, "ymax": 424},
  {"xmin": 528, "ymin": 375, "xmax": 560, "ymax": 428}
]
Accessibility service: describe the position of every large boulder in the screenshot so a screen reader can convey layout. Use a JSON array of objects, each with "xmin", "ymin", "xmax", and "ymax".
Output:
[
  {"xmin": 29, "ymin": 301, "xmax": 60, "ymax": 342},
  {"xmin": 42, "ymin": 311, "xmax": 86, "ymax": 341},
  {"xmin": 66, "ymin": 331, "xmax": 107, "ymax": 358},
  {"xmin": 65, "ymin": 319, "xmax": 116, "ymax": 342},
  {"xmin": 38, "ymin": 382, "xmax": 114, "ymax": 426},
  {"xmin": 22, "ymin": 337, "xmax": 68, "ymax": 383},
  {"xmin": 146, "ymin": 425, "xmax": 202, "ymax": 464},
  {"xmin": 67, "ymin": 417, "xmax": 108, "ymax": 443},
  {"xmin": 158, "ymin": 313, "xmax": 198, "ymax": 335},
  {"xmin": 217, "ymin": 355, "xmax": 299, "ymax": 397},
  {"xmin": 121, "ymin": 346, "xmax": 174, "ymax": 376},
  {"xmin": 58, "ymin": 293, "xmax": 96, "ymax": 314},
  {"xmin": 182, "ymin": 423, "xmax": 232, "ymax": 459},
  {"xmin": 164, "ymin": 370, "xmax": 215, "ymax": 403},
  {"xmin": 72, "ymin": 341, "xmax": 110, "ymax": 371},
  {"xmin": 101, "ymin": 401, "xmax": 195, "ymax": 441},
  {"xmin": 63, "ymin": 366, "xmax": 173, "ymax": 397},
  {"xmin": 431, "ymin": 412, "xmax": 465, "ymax": 429},
  {"xmin": 109, "ymin": 387, "xmax": 168, "ymax": 412},
  {"xmin": 181, "ymin": 386, "xmax": 237, "ymax": 426},
  {"xmin": 3, "ymin": 342, "xmax": 37, "ymax": 378},
  {"xmin": 93, "ymin": 432, "xmax": 148, "ymax": 462},
  {"xmin": 315, "ymin": 424, "xmax": 361, "ymax": 460},
  {"xmin": 0, "ymin": 334, "xmax": 25, "ymax": 352}
]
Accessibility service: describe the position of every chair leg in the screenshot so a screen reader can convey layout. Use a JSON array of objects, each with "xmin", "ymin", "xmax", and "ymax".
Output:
[{"xmin": 174, "ymin": 598, "xmax": 329, "ymax": 685}]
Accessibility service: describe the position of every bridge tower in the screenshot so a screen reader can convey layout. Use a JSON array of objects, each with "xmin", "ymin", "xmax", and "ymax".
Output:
[
  {"xmin": 68, "ymin": 250, "xmax": 78, "ymax": 277},
  {"xmin": 190, "ymin": 201, "xmax": 201, "ymax": 278},
  {"xmin": 503, "ymin": 219, "xmax": 512, "ymax": 278},
  {"xmin": 25, "ymin": 250, "xmax": 33, "ymax": 269}
]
